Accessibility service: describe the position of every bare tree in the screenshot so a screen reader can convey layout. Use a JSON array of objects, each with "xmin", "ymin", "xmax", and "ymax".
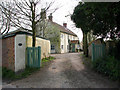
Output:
[
  {"xmin": 0, "ymin": 2, "xmax": 13, "ymax": 35},
  {"xmin": 0, "ymin": 0, "xmax": 58, "ymax": 47}
]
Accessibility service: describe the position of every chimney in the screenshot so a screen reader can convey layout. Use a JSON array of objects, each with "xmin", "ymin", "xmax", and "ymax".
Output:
[
  {"xmin": 41, "ymin": 8, "xmax": 46, "ymax": 19},
  {"xmin": 48, "ymin": 13, "xmax": 53, "ymax": 21},
  {"xmin": 63, "ymin": 23, "xmax": 67, "ymax": 28}
]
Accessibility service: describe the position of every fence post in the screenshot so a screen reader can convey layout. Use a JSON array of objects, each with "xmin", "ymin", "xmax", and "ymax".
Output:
[
  {"xmin": 27, "ymin": 48, "xmax": 29, "ymax": 66},
  {"xmin": 92, "ymin": 43, "xmax": 95, "ymax": 61},
  {"xmin": 32, "ymin": 47, "xmax": 35, "ymax": 67},
  {"xmin": 38, "ymin": 46, "xmax": 41, "ymax": 67}
]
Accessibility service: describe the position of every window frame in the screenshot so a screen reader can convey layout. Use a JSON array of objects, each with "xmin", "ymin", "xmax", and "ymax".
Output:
[{"xmin": 51, "ymin": 45, "xmax": 55, "ymax": 50}]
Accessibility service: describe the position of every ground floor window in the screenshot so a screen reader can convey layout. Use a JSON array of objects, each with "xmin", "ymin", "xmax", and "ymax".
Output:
[
  {"xmin": 51, "ymin": 45, "xmax": 55, "ymax": 50},
  {"xmin": 61, "ymin": 45, "xmax": 64, "ymax": 49},
  {"xmin": 67, "ymin": 45, "xmax": 69, "ymax": 50},
  {"xmin": 77, "ymin": 44, "xmax": 80, "ymax": 48}
]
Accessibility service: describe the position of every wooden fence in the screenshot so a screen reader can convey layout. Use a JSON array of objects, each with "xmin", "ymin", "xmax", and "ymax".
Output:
[
  {"xmin": 92, "ymin": 43, "xmax": 105, "ymax": 61},
  {"xmin": 26, "ymin": 46, "xmax": 41, "ymax": 68}
]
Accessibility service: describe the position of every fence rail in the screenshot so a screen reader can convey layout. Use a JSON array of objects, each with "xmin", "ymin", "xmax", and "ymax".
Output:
[
  {"xmin": 92, "ymin": 43, "xmax": 105, "ymax": 61},
  {"xmin": 26, "ymin": 46, "xmax": 41, "ymax": 68}
]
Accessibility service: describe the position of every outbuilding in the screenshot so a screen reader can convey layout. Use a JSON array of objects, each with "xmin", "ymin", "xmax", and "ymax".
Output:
[{"xmin": 2, "ymin": 30, "xmax": 50, "ymax": 72}]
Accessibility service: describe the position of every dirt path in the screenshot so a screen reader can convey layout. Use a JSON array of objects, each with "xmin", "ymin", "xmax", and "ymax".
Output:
[{"xmin": 3, "ymin": 53, "xmax": 119, "ymax": 88}]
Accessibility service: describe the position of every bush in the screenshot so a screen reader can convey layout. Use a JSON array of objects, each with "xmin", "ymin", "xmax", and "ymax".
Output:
[
  {"xmin": 92, "ymin": 56, "xmax": 120, "ymax": 81},
  {"xmin": 108, "ymin": 40, "xmax": 120, "ymax": 60}
]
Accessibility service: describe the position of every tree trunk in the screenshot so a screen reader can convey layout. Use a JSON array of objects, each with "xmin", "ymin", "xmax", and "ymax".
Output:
[
  {"xmin": 32, "ymin": 29, "xmax": 36, "ymax": 47},
  {"xmin": 31, "ymin": 2, "xmax": 36, "ymax": 47},
  {"xmin": 83, "ymin": 33, "xmax": 85, "ymax": 55},
  {"xmin": 83, "ymin": 32, "xmax": 88, "ymax": 57}
]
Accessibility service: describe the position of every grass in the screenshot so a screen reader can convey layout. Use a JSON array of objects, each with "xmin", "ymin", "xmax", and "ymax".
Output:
[
  {"xmin": 2, "ymin": 67, "xmax": 39, "ymax": 81},
  {"xmin": 42, "ymin": 56, "xmax": 55, "ymax": 67},
  {"xmin": 80, "ymin": 54, "xmax": 92, "ymax": 68},
  {"xmin": 2, "ymin": 56, "xmax": 55, "ymax": 81}
]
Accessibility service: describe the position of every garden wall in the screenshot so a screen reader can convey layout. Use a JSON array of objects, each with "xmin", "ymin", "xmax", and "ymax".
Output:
[{"xmin": 26, "ymin": 36, "xmax": 50, "ymax": 59}]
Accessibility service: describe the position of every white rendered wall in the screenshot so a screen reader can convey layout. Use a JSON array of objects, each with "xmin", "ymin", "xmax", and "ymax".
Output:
[
  {"xmin": 60, "ymin": 33, "xmax": 69, "ymax": 53},
  {"xmin": 15, "ymin": 35, "xmax": 26, "ymax": 72},
  {"xmin": 60, "ymin": 33, "xmax": 64, "ymax": 53},
  {"xmin": 60, "ymin": 33, "xmax": 79, "ymax": 53}
]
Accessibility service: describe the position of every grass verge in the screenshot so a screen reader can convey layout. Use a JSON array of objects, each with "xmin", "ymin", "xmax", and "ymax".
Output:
[
  {"xmin": 2, "ymin": 56, "xmax": 55, "ymax": 81},
  {"xmin": 2, "ymin": 67, "xmax": 39, "ymax": 81}
]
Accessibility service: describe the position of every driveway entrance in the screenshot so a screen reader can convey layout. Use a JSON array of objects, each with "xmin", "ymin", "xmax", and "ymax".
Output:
[{"xmin": 3, "ymin": 53, "xmax": 119, "ymax": 88}]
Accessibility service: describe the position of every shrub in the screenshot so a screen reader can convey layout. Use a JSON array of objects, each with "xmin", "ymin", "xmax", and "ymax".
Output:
[{"xmin": 92, "ymin": 56, "xmax": 120, "ymax": 81}]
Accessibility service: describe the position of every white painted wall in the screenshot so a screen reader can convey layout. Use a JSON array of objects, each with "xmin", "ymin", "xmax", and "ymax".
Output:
[
  {"xmin": 15, "ymin": 35, "xmax": 26, "ymax": 72},
  {"xmin": 60, "ymin": 33, "xmax": 64, "ymax": 53},
  {"xmin": 60, "ymin": 32, "xmax": 79, "ymax": 53}
]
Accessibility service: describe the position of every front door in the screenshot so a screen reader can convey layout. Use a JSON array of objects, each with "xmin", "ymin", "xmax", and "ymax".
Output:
[{"xmin": 72, "ymin": 43, "xmax": 75, "ymax": 52}]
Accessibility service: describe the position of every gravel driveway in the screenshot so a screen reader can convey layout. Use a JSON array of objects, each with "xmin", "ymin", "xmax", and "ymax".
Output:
[{"xmin": 3, "ymin": 53, "xmax": 119, "ymax": 88}]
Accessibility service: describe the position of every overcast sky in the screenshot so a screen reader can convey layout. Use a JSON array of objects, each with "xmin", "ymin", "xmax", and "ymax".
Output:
[{"xmin": 0, "ymin": 0, "xmax": 83, "ymax": 41}]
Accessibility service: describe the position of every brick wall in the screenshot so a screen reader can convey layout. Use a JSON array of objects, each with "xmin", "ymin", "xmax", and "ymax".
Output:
[{"xmin": 2, "ymin": 36, "xmax": 15, "ymax": 71}]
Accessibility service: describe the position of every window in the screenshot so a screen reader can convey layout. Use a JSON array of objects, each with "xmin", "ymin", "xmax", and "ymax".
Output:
[
  {"xmin": 73, "ymin": 37, "xmax": 75, "ymax": 40},
  {"xmin": 77, "ymin": 45, "xmax": 80, "ymax": 48},
  {"xmin": 61, "ymin": 45, "xmax": 64, "ymax": 49},
  {"xmin": 67, "ymin": 45, "xmax": 69, "ymax": 50},
  {"xmin": 61, "ymin": 34, "xmax": 63, "ymax": 38},
  {"xmin": 68, "ymin": 35, "xmax": 69, "ymax": 39},
  {"xmin": 51, "ymin": 45, "xmax": 55, "ymax": 50}
]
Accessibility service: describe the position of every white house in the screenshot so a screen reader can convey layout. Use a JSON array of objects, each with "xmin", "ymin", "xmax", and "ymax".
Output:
[{"xmin": 37, "ymin": 13, "xmax": 80, "ymax": 54}]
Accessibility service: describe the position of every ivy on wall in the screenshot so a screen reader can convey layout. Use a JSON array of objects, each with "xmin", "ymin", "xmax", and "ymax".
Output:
[{"xmin": 44, "ymin": 21, "xmax": 61, "ymax": 53}]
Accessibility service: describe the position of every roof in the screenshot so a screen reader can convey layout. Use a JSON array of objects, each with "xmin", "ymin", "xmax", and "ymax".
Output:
[
  {"xmin": 2, "ymin": 29, "xmax": 49, "ymax": 40},
  {"xmin": 48, "ymin": 20, "xmax": 77, "ymax": 36},
  {"xmin": 70, "ymin": 40, "xmax": 79, "ymax": 44}
]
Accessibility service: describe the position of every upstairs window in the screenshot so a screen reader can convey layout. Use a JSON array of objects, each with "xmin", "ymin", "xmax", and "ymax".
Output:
[
  {"xmin": 61, "ymin": 45, "xmax": 64, "ymax": 49},
  {"xmin": 67, "ymin": 45, "xmax": 69, "ymax": 50},
  {"xmin": 61, "ymin": 34, "xmax": 63, "ymax": 38},
  {"xmin": 73, "ymin": 37, "xmax": 75, "ymax": 40}
]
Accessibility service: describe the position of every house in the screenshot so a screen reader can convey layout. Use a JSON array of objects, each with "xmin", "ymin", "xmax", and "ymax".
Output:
[
  {"xmin": 37, "ymin": 13, "xmax": 80, "ymax": 54},
  {"xmin": 2, "ymin": 30, "xmax": 50, "ymax": 72}
]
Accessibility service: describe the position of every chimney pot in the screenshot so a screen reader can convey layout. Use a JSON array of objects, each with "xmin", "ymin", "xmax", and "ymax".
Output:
[
  {"xmin": 48, "ymin": 13, "xmax": 53, "ymax": 21},
  {"xmin": 41, "ymin": 8, "xmax": 46, "ymax": 19},
  {"xmin": 63, "ymin": 23, "xmax": 67, "ymax": 28}
]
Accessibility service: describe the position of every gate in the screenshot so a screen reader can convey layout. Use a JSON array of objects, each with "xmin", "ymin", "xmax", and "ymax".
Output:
[
  {"xmin": 92, "ymin": 43, "xmax": 105, "ymax": 61},
  {"xmin": 26, "ymin": 46, "xmax": 41, "ymax": 68}
]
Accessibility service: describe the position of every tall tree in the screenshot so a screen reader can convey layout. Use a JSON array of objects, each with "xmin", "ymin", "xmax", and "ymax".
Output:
[
  {"xmin": 71, "ymin": 2, "xmax": 90, "ymax": 57},
  {"xmin": 0, "ymin": 0, "xmax": 56, "ymax": 47},
  {"xmin": 81, "ymin": 2, "xmax": 120, "ymax": 40},
  {"xmin": 71, "ymin": 2, "xmax": 120, "ymax": 56}
]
